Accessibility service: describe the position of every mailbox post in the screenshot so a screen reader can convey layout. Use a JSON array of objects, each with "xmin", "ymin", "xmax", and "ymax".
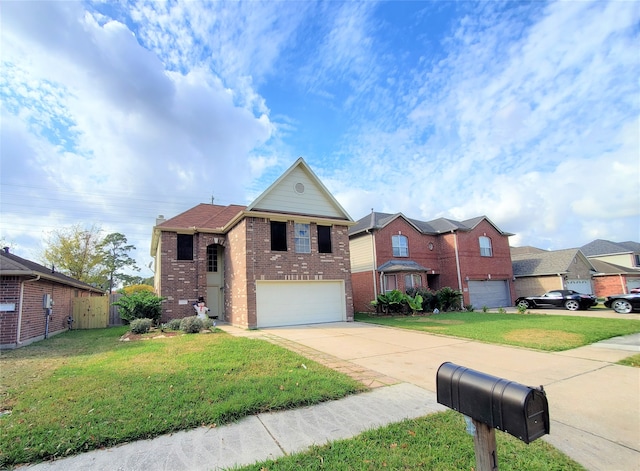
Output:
[{"xmin": 436, "ymin": 362, "xmax": 550, "ymax": 471}]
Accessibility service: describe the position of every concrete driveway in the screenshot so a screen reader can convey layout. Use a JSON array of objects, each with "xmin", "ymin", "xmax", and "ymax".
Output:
[{"xmin": 261, "ymin": 321, "xmax": 640, "ymax": 471}]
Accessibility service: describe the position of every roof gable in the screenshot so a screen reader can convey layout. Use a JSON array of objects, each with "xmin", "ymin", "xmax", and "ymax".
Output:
[
  {"xmin": 512, "ymin": 248, "xmax": 595, "ymax": 276},
  {"xmin": 247, "ymin": 158, "xmax": 352, "ymax": 221},
  {"xmin": 581, "ymin": 239, "xmax": 640, "ymax": 256}
]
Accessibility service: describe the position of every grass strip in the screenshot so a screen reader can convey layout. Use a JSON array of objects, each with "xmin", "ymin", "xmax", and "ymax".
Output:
[
  {"xmin": 239, "ymin": 411, "xmax": 584, "ymax": 470},
  {"xmin": 355, "ymin": 312, "xmax": 640, "ymax": 351}
]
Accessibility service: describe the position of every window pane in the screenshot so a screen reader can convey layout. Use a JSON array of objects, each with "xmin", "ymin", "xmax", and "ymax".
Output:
[
  {"xmin": 384, "ymin": 274, "xmax": 397, "ymax": 292},
  {"xmin": 392, "ymin": 235, "xmax": 409, "ymax": 257},
  {"xmin": 479, "ymin": 236, "xmax": 492, "ymax": 257},
  {"xmin": 318, "ymin": 225, "xmax": 332, "ymax": 253},
  {"xmin": 177, "ymin": 234, "xmax": 193, "ymax": 261},
  {"xmin": 271, "ymin": 221, "xmax": 287, "ymax": 251},
  {"xmin": 207, "ymin": 245, "xmax": 218, "ymax": 272},
  {"xmin": 294, "ymin": 223, "xmax": 311, "ymax": 253}
]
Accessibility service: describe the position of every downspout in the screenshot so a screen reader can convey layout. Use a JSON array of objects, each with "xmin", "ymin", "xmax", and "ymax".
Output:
[
  {"xmin": 17, "ymin": 275, "xmax": 40, "ymax": 345},
  {"xmin": 370, "ymin": 230, "xmax": 378, "ymax": 299},
  {"xmin": 453, "ymin": 231, "xmax": 462, "ymax": 291}
]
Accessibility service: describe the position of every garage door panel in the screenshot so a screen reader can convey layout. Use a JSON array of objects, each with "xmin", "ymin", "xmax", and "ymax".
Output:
[
  {"xmin": 256, "ymin": 281, "xmax": 345, "ymax": 328},
  {"xmin": 468, "ymin": 280, "xmax": 510, "ymax": 308}
]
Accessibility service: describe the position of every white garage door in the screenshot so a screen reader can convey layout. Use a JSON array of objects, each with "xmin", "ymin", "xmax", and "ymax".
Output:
[
  {"xmin": 256, "ymin": 280, "xmax": 345, "ymax": 328},
  {"xmin": 626, "ymin": 278, "xmax": 640, "ymax": 292},
  {"xmin": 468, "ymin": 280, "xmax": 510, "ymax": 308},
  {"xmin": 565, "ymin": 279, "xmax": 593, "ymax": 294}
]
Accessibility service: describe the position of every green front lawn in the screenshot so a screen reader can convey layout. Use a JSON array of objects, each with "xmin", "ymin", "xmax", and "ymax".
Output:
[
  {"xmin": 240, "ymin": 411, "xmax": 584, "ymax": 471},
  {"xmin": 355, "ymin": 312, "xmax": 640, "ymax": 351},
  {"xmin": 0, "ymin": 327, "xmax": 365, "ymax": 468}
]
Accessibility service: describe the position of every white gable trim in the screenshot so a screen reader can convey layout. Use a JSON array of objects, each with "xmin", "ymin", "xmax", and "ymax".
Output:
[{"xmin": 247, "ymin": 157, "xmax": 353, "ymax": 222}]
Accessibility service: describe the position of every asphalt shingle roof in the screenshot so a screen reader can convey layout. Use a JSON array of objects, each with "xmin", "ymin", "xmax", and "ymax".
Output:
[
  {"xmin": 0, "ymin": 250, "xmax": 105, "ymax": 293},
  {"xmin": 158, "ymin": 204, "xmax": 247, "ymax": 231},
  {"xmin": 511, "ymin": 248, "xmax": 585, "ymax": 277},
  {"xmin": 349, "ymin": 212, "xmax": 512, "ymax": 237},
  {"xmin": 580, "ymin": 239, "xmax": 640, "ymax": 257}
]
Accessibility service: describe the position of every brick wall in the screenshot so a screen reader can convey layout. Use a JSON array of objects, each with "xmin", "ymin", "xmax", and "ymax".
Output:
[
  {"xmin": 239, "ymin": 217, "xmax": 353, "ymax": 328},
  {"xmin": 226, "ymin": 219, "xmax": 249, "ymax": 327},
  {"xmin": 514, "ymin": 276, "xmax": 563, "ymax": 299},
  {"xmin": 0, "ymin": 276, "xmax": 20, "ymax": 347},
  {"xmin": 1, "ymin": 276, "xmax": 102, "ymax": 349},
  {"xmin": 157, "ymin": 231, "xmax": 200, "ymax": 322},
  {"xmin": 352, "ymin": 271, "xmax": 376, "ymax": 312}
]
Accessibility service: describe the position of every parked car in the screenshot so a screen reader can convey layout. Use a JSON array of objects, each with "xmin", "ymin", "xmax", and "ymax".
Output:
[
  {"xmin": 515, "ymin": 290, "xmax": 597, "ymax": 311},
  {"xmin": 604, "ymin": 293, "xmax": 640, "ymax": 314}
]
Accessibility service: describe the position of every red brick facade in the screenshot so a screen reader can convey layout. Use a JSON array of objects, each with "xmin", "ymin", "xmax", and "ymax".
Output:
[
  {"xmin": 156, "ymin": 218, "xmax": 354, "ymax": 328},
  {"xmin": 351, "ymin": 216, "xmax": 515, "ymax": 311}
]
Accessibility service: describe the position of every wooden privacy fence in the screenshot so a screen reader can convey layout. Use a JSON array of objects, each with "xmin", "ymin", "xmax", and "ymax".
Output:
[{"xmin": 72, "ymin": 296, "xmax": 110, "ymax": 329}]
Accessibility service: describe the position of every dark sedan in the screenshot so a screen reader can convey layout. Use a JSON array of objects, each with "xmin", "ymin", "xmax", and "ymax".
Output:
[
  {"xmin": 515, "ymin": 290, "xmax": 597, "ymax": 311},
  {"xmin": 604, "ymin": 293, "xmax": 640, "ymax": 314}
]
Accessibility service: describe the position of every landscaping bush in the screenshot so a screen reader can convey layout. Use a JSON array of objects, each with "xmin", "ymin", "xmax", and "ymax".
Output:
[
  {"xmin": 130, "ymin": 318, "xmax": 152, "ymax": 334},
  {"xmin": 165, "ymin": 318, "xmax": 182, "ymax": 330},
  {"xmin": 180, "ymin": 316, "xmax": 203, "ymax": 333},
  {"xmin": 436, "ymin": 287, "xmax": 463, "ymax": 311},
  {"xmin": 113, "ymin": 290, "xmax": 164, "ymax": 324}
]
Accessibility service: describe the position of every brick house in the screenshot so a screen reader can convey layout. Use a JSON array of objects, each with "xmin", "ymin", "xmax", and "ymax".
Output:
[
  {"xmin": 0, "ymin": 248, "xmax": 105, "ymax": 349},
  {"xmin": 151, "ymin": 158, "xmax": 355, "ymax": 329},
  {"xmin": 348, "ymin": 212, "xmax": 515, "ymax": 312},
  {"xmin": 511, "ymin": 247, "xmax": 596, "ymax": 297},
  {"xmin": 580, "ymin": 240, "xmax": 640, "ymax": 296}
]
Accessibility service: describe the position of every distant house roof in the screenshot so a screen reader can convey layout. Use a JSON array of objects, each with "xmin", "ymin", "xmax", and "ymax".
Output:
[
  {"xmin": 512, "ymin": 248, "xmax": 595, "ymax": 277},
  {"xmin": 0, "ymin": 249, "xmax": 105, "ymax": 293},
  {"xmin": 510, "ymin": 246, "xmax": 548, "ymax": 256},
  {"xmin": 349, "ymin": 212, "xmax": 514, "ymax": 237},
  {"xmin": 580, "ymin": 239, "xmax": 640, "ymax": 257},
  {"xmin": 590, "ymin": 259, "xmax": 640, "ymax": 276}
]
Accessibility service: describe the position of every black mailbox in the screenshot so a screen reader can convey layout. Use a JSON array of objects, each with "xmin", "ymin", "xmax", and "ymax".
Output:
[{"xmin": 436, "ymin": 362, "xmax": 549, "ymax": 443}]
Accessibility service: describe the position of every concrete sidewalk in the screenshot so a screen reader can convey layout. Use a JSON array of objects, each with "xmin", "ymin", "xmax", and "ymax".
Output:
[{"xmin": 22, "ymin": 383, "xmax": 446, "ymax": 471}]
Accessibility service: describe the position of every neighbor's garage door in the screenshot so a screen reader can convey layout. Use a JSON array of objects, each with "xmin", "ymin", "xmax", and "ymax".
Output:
[
  {"xmin": 626, "ymin": 278, "xmax": 640, "ymax": 292},
  {"xmin": 256, "ymin": 280, "xmax": 345, "ymax": 328},
  {"xmin": 468, "ymin": 280, "xmax": 510, "ymax": 308},
  {"xmin": 565, "ymin": 279, "xmax": 593, "ymax": 294}
]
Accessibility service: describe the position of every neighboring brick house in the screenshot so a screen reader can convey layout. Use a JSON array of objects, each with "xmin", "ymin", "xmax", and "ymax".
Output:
[
  {"xmin": 511, "ymin": 247, "xmax": 596, "ymax": 297},
  {"xmin": 151, "ymin": 158, "xmax": 355, "ymax": 329},
  {"xmin": 580, "ymin": 239, "xmax": 640, "ymax": 296},
  {"xmin": 0, "ymin": 248, "xmax": 105, "ymax": 349},
  {"xmin": 348, "ymin": 212, "xmax": 515, "ymax": 311}
]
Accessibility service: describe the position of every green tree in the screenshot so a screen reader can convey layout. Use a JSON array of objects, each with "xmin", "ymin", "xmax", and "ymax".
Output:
[
  {"xmin": 98, "ymin": 233, "xmax": 139, "ymax": 293},
  {"xmin": 41, "ymin": 225, "xmax": 106, "ymax": 287}
]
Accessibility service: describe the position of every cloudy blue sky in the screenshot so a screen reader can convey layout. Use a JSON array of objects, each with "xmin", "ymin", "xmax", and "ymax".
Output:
[{"xmin": 1, "ymin": 0, "xmax": 639, "ymax": 277}]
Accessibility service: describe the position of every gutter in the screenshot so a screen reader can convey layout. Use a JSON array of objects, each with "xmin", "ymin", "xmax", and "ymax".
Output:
[{"xmin": 17, "ymin": 275, "xmax": 40, "ymax": 345}]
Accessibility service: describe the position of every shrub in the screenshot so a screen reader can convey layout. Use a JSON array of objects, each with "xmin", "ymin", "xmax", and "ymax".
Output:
[
  {"xmin": 113, "ymin": 291, "xmax": 164, "ymax": 324},
  {"xmin": 130, "ymin": 318, "xmax": 152, "ymax": 334},
  {"xmin": 180, "ymin": 316, "xmax": 203, "ymax": 333},
  {"xmin": 436, "ymin": 287, "xmax": 463, "ymax": 311},
  {"xmin": 165, "ymin": 318, "xmax": 182, "ymax": 330},
  {"xmin": 498, "ymin": 307, "xmax": 506, "ymax": 314},
  {"xmin": 202, "ymin": 318, "xmax": 214, "ymax": 329},
  {"xmin": 517, "ymin": 304, "xmax": 527, "ymax": 314},
  {"xmin": 465, "ymin": 304, "xmax": 474, "ymax": 312}
]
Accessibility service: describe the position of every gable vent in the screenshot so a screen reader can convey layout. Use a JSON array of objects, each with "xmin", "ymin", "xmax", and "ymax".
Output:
[{"xmin": 294, "ymin": 182, "xmax": 305, "ymax": 194}]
